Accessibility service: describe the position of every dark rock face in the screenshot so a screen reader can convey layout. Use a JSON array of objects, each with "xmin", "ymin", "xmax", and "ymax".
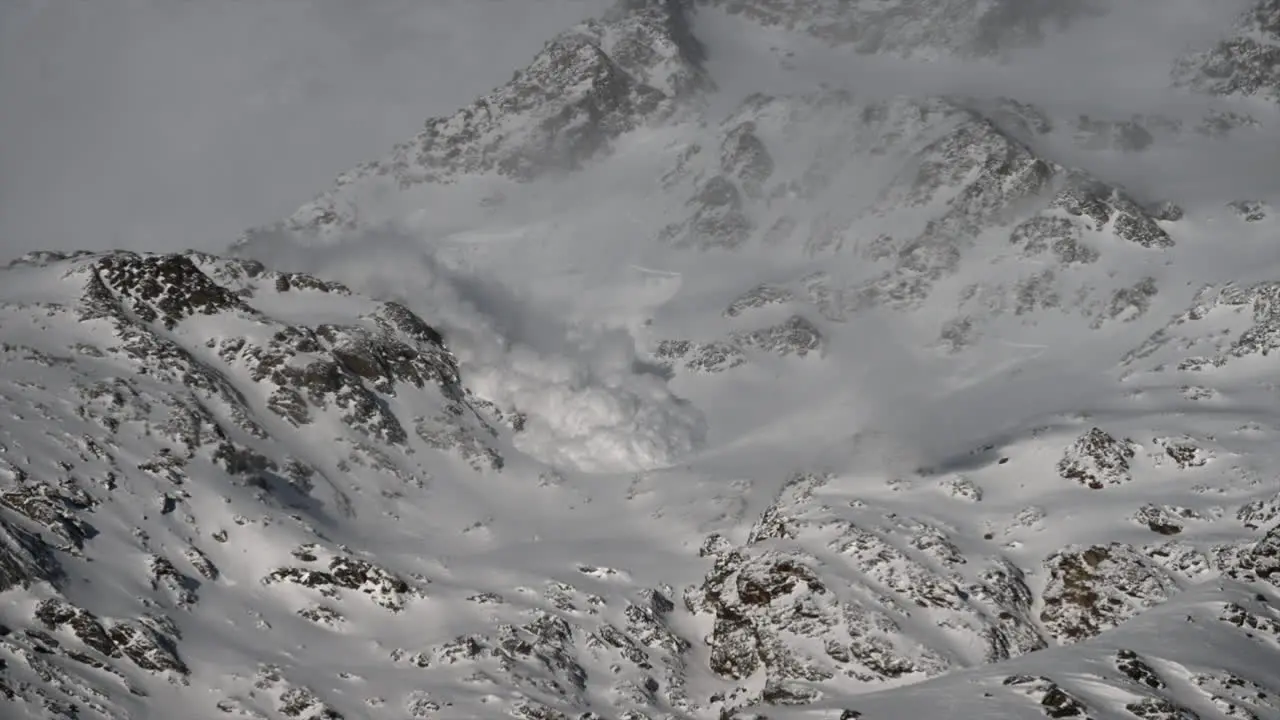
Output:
[
  {"xmin": 724, "ymin": 285, "xmax": 793, "ymax": 318},
  {"xmin": 1224, "ymin": 524, "xmax": 1280, "ymax": 584},
  {"xmin": 0, "ymin": 517, "xmax": 64, "ymax": 592},
  {"xmin": 1115, "ymin": 649, "xmax": 1166, "ymax": 690},
  {"xmin": 409, "ymin": 582, "xmax": 691, "ymax": 719},
  {"xmin": 733, "ymin": 316, "xmax": 823, "ymax": 357},
  {"xmin": 34, "ymin": 599, "xmax": 188, "ymax": 678},
  {"xmin": 93, "ymin": 253, "xmax": 249, "ymax": 329},
  {"xmin": 656, "ymin": 315, "xmax": 822, "ymax": 373},
  {"xmin": 1125, "ymin": 696, "xmax": 1201, "ymax": 720},
  {"xmin": 265, "ymin": 553, "xmax": 413, "ymax": 611},
  {"xmin": 1051, "ymin": 173, "xmax": 1173, "ymax": 250},
  {"xmin": 1040, "ymin": 544, "xmax": 1179, "ymax": 642},
  {"xmin": 685, "ymin": 472, "xmax": 1059, "ymax": 713}
]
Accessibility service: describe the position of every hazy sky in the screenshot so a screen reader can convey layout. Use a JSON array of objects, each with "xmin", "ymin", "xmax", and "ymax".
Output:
[{"xmin": 0, "ymin": 0, "xmax": 609, "ymax": 260}]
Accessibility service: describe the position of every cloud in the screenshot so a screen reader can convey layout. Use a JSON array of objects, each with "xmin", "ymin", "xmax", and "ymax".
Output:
[
  {"xmin": 0, "ymin": 0, "xmax": 611, "ymax": 260},
  {"xmin": 245, "ymin": 223, "xmax": 706, "ymax": 474}
]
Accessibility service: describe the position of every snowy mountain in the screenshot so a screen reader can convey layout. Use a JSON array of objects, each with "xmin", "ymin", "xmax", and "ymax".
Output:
[{"xmin": 5, "ymin": 0, "xmax": 1280, "ymax": 718}]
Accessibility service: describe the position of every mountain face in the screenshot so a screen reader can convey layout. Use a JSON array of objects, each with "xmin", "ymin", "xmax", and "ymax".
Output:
[
  {"xmin": 1174, "ymin": 0, "xmax": 1280, "ymax": 101},
  {"xmin": 6, "ymin": 1, "xmax": 1280, "ymax": 719}
]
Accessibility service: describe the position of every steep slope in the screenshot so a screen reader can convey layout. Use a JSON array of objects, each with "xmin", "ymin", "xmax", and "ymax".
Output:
[
  {"xmin": 7, "ymin": 0, "xmax": 1280, "ymax": 719},
  {"xmin": 4, "ymin": 248, "xmax": 1280, "ymax": 720}
]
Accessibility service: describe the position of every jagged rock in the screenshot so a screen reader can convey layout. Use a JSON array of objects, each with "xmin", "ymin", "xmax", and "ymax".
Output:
[
  {"xmin": 297, "ymin": 606, "xmax": 345, "ymax": 627},
  {"xmin": 1225, "ymin": 524, "xmax": 1280, "ymax": 583},
  {"xmin": 724, "ymin": 285, "xmax": 793, "ymax": 318},
  {"xmin": 733, "ymin": 316, "xmax": 823, "ymax": 357},
  {"xmin": 692, "ymin": 547, "xmax": 901, "ymax": 688},
  {"xmin": 265, "ymin": 553, "xmax": 412, "ymax": 611},
  {"xmin": 415, "ymin": 583, "xmax": 688, "ymax": 718},
  {"xmin": 1040, "ymin": 544, "xmax": 1180, "ymax": 642},
  {"xmin": 1057, "ymin": 428, "xmax": 1137, "ymax": 489},
  {"xmin": 1126, "ymin": 281, "xmax": 1280, "ymax": 372},
  {"xmin": 1192, "ymin": 671, "xmax": 1280, "ymax": 719},
  {"xmin": 1240, "ymin": 493, "xmax": 1280, "ymax": 530},
  {"xmin": 1150, "ymin": 201, "xmax": 1185, "ymax": 222},
  {"xmin": 255, "ymin": 665, "xmax": 344, "ymax": 719},
  {"xmin": 1133, "ymin": 505, "xmax": 1203, "ymax": 537},
  {"xmin": 1151, "ymin": 437, "xmax": 1210, "ymax": 469},
  {"xmin": 656, "ymin": 339, "xmax": 746, "ymax": 373},
  {"xmin": 1219, "ymin": 601, "xmax": 1280, "ymax": 642},
  {"xmin": 93, "ymin": 253, "xmax": 250, "ymax": 329},
  {"xmin": 0, "ymin": 516, "xmax": 65, "ymax": 591},
  {"xmin": 148, "ymin": 554, "xmax": 199, "ymax": 609},
  {"xmin": 1229, "ymin": 200, "xmax": 1270, "ymax": 222},
  {"xmin": 1051, "ymin": 174, "xmax": 1173, "ymax": 249},
  {"xmin": 183, "ymin": 545, "xmax": 219, "ymax": 581},
  {"xmin": 1, "ymin": 483, "xmax": 96, "ymax": 549},
  {"xmin": 940, "ymin": 476, "xmax": 983, "ymax": 502},
  {"xmin": 1115, "ymin": 649, "xmax": 1166, "ymax": 689},
  {"xmin": 34, "ymin": 599, "xmax": 188, "ymax": 678},
  {"xmin": 1141, "ymin": 538, "xmax": 1208, "ymax": 576},
  {"xmin": 1126, "ymin": 697, "xmax": 1200, "ymax": 720},
  {"xmin": 688, "ymin": 471, "xmax": 1062, "ymax": 706}
]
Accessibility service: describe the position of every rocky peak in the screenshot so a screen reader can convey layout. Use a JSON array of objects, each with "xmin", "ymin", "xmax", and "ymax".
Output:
[
  {"xmin": 251, "ymin": 0, "xmax": 710, "ymax": 243},
  {"xmin": 86, "ymin": 252, "xmax": 252, "ymax": 329}
]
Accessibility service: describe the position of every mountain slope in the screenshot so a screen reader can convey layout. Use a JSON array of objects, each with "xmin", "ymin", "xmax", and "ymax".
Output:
[{"xmin": 5, "ymin": 0, "xmax": 1280, "ymax": 719}]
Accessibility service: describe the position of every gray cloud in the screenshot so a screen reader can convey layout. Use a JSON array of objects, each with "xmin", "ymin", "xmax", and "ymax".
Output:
[{"xmin": 0, "ymin": 0, "xmax": 610, "ymax": 260}]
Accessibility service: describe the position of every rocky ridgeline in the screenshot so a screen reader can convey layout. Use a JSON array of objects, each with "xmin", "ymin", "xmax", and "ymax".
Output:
[
  {"xmin": 654, "ymin": 90, "xmax": 1176, "ymax": 355},
  {"xmin": 1174, "ymin": 0, "xmax": 1280, "ymax": 102},
  {"xmin": 0, "ymin": 250, "xmax": 524, "ymax": 716},
  {"xmin": 685, "ymin": 472, "xmax": 1054, "ymax": 714},
  {"xmin": 398, "ymin": 582, "xmax": 694, "ymax": 720},
  {"xmin": 1040, "ymin": 544, "xmax": 1181, "ymax": 643},
  {"xmin": 247, "ymin": 0, "xmax": 710, "ymax": 243},
  {"xmin": 655, "ymin": 315, "xmax": 823, "ymax": 374},
  {"xmin": 675, "ymin": 452, "xmax": 1280, "ymax": 716},
  {"xmin": 1123, "ymin": 279, "xmax": 1280, "ymax": 380},
  {"xmin": 7, "ymin": 1, "xmax": 1280, "ymax": 718}
]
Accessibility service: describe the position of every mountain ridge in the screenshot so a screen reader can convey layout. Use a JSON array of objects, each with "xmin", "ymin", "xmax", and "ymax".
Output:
[{"xmin": 5, "ymin": 0, "xmax": 1280, "ymax": 718}]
